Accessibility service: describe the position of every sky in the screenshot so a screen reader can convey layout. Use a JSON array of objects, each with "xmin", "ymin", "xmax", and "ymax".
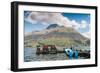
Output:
[
  {"xmin": 62, "ymin": 13, "xmax": 90, "ymax": 33},
  {"xmin": 24, "ymin": 11, "xmax": 90, "ymax": 38}
]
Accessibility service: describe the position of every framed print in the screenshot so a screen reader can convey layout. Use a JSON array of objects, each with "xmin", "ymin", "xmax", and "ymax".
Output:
[{"xmin": 11, "ymin": 1, "xmax": 98, "ymax": 71}]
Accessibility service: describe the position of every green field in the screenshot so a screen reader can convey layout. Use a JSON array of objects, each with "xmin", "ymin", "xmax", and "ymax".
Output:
[{"xmin": 24, "ymin": 37, "xmax": 87, "ymax": 48}]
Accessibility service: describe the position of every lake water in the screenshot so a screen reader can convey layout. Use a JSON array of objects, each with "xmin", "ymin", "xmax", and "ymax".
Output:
[
  {"xmin": 24, "ymin": 47, "xmax": 90, "ymax": 62},
  {"xmin": 24, "ymin": 47, "xmax": 67, "ymax": 62}
]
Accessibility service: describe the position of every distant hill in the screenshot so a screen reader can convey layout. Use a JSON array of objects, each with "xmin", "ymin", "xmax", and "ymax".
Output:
[{"xmin": 25, "ymin": 24, "xmax": 90, "ymax": 47}]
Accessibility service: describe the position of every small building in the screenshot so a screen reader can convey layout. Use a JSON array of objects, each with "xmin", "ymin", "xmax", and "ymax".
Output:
[{"xmin": 36, "ymin": 45, "xmax": 57, "ymax": 54}]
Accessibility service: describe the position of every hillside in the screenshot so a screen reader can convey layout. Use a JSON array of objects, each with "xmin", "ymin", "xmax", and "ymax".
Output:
[{"xmin": 24, "ymin": 24, "xmax": 90, "ymax": 47}]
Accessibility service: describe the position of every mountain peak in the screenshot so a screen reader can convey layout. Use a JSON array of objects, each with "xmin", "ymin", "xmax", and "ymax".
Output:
[{"xmin": 46, "ymin": 24, "xmax": 60, "ymax": 29}]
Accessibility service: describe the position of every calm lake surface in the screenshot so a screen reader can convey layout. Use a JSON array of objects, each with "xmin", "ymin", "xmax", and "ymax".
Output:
[
  {"xmin": 24, "ymin": 47, "xmax": 67, "ymax": 62},
  {"xmin": 24, "ymin": 46, "xmax": 90, "ymax": 62}
]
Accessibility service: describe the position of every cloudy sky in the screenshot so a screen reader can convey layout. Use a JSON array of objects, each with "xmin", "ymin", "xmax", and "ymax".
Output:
[{"xmin": 24, "ymin": 11, "xmax": 90, "ymax": 38}]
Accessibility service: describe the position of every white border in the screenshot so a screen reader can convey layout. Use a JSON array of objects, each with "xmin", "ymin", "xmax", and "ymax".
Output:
[{"xmin": 18, "ymin": 5, "xmax": 96, "ymax": 68}]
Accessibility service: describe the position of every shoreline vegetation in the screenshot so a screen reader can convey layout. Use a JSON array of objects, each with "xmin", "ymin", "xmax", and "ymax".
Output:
[{"xmin": 24, "ymin": 37, "xmax": 90, "ymax": 51}]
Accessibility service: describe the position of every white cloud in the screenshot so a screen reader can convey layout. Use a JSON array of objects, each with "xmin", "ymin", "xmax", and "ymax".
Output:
[
  {"xmin": 80, "ymin": 20, "xmax": 87, "ymax": 29},
  {"xmin": 26, "ymin": 12, "xmax": 89, "ymax": 29},
  {"xmin": 71, "ymin": 20, "xmax": 88, "ymax": 30},
  {"xmin": 71, "ymin": 20, "xmax": 80, "ymax": 29},
  {"xmin": 26, "ymin": 12, "xmax": 72, "ymax": 27}
]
